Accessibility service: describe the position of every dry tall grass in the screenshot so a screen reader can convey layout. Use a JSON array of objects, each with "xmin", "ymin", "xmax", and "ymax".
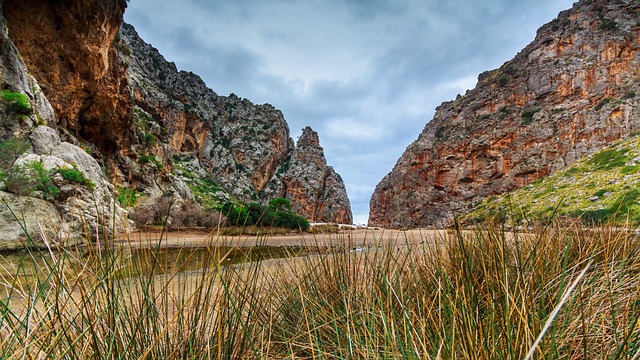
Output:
[{"xmin": 1, "ymin": 218, "xmax": 639, "ymax": 358}]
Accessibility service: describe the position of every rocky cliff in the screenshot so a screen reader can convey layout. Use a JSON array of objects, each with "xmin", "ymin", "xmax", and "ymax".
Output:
[
  {"xmin": 119, "ymin": 24, "xmax": 352, "ymax": 224},
  {"xmin": 0, "ymin": 1, "xmax": 351, "ymax": 249},
  {"xmin": 0, "ymin": 4, "xmax": 128, "ymax": 248},
  {"xmin": 262, "ymin": 127, "xmax": 353, "ymax": 224},
  {"xmin": 3, "ymin": 0, "xmax": 132, "ymax": 154},
  {"xmin": 370, "ymin": 0, "xmax": 640, "ymax": 228}
]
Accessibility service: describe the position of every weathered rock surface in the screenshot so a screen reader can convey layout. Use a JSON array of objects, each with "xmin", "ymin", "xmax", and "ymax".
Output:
[
  {"xmin": 264, "ymin": 127, "xmax": 353, "ymax": 224},
  {"xmin": 0, "ymin": 6, "xmax": 130, "ymax": 246},
  {"xmin": 0, "ymin": 0, "xmax": 352, "ymax": 250},
  {"xmin": 120, "ymin": 23, "xmax": 293, "ymax": 197},
  {"xmin": 119, "ymin": 24, "xmax": 352, "ymax": 223},
  {"xmin": 0, "ymin": 191, "xmax": 63, "ymax": 250},
  {"xmin": 24, "ymin": 126, "xmax": 130, "ymax": 240},
  {"xmin": 370, "ymin": 0, "xmax": 640, "ymax": 228},
  {"xmin": 0, "ymin": 6, "xmax": 55, "ymax": 139},
  {"xmin": 3, "ymin": 0, "xmax": 132, "ymax": 153}
]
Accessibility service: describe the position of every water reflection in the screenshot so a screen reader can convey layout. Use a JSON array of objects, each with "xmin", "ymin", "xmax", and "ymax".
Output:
[{"xmin": 0, "ymin": 245, "xmax": 307, "ymax": 300}]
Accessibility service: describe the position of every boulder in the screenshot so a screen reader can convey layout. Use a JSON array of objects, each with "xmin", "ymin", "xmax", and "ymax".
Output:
[
  {"xmin": 29, "ymin": 125, "xmax": 61, "ymax": 155},
  {"xmin": 0, "ymin": 191, "xmax": 65, "ymax": 250}
]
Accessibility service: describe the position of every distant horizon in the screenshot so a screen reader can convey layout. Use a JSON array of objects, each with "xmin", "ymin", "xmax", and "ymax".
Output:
[{"xmin": 125, "ymin": 0, "xmax": 575, "ymax": 224}]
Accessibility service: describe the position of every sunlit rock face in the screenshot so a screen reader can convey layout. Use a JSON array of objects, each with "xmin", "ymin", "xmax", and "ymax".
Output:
[{"xmin": 370, "ymin": 0, "xmax": 640, "ymax": 228}]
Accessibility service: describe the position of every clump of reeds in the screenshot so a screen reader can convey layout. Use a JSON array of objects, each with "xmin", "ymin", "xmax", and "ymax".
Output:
[{"xmin": 1, "ymin": 212, "xmax": 640, "ymax": 358}]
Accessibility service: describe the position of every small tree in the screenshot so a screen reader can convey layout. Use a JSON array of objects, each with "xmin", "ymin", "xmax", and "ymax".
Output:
[
  {"xmin": 269, "ymin": 197, "xmax": 291, "ymax": 212},
  {"xmin": 221, "ymin": 201, "xmax": 249, "ymax": 226}
]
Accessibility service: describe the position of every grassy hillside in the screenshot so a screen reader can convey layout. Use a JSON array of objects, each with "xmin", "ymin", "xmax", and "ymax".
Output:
[{"xmin": 464, "ymin": 133, "xmax": 640, "ymax": 226}]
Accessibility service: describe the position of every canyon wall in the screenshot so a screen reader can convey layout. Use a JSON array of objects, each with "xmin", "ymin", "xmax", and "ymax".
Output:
[
  {"xmin": 370, "ymin": 0, "xmax": 640, "ymax": 228},
  {"xmin": 0, "ymin": 0, "xmax": 352, "ymax": 249}
]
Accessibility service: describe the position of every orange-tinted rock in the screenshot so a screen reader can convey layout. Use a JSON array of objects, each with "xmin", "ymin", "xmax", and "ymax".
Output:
[
  {"xmin": 3, "ymin": 0, "xmax": 132, "ymax": 153},
  {"xmin": 263, "ymin": 127, "xmax": 353, "ymax": 224},
  {"xmin": 370, "ymin": 0, "xmax": 640, "ymax": 228}
]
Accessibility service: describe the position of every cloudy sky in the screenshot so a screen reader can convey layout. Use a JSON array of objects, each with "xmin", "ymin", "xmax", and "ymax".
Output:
[{"xmin": 125, "ymin": 0, "xmax": 575, "ymax": 225}]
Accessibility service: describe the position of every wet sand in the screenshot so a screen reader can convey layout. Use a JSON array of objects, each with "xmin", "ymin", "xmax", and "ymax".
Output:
[{"xmin": 115, "ymin": 228, "xmax": 453, "ymax": 249}]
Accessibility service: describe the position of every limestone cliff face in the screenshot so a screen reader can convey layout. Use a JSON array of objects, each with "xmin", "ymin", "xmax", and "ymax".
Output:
[
  {"xmin": 0, "ymin": 0, "xmax": 352, "ymax": 247},
  {"xmin": 0, "ymin": 6, "xmax": 55, "ymax": 139},
  {"xmin": 370, "ymin": 0, "xmax": 640, "ymax": 228},
  {"xmin": 3, "ymin": 0, "xmax": 132, "ymax": 153},
  {"xmin": 119, "ymin": 24, "xmax": 352, "ymax": 223},
  {"xmin": 120, "ymin": 23, "xmax": 293, "ymax": 199},
  {"xmin": 0, "ymin": 6, "xmax": 128, "ymax": 247},
  {"xmin": 263, "ymin": 127, "xmax": 353, "ymax": 224}
]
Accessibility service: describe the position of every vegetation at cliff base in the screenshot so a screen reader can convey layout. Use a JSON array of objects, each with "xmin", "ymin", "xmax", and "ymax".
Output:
[
  {"xmin": 115, "ymin": 185, "xmax": 141, "ymax": 207},
  {"xmin": 0, "ymin": 138, "xmax": 93, "ymax": 199},
  {"xmin": 57, "ymin": 166, "xmax": 95, "ymax": 188},
  {"xmin": 137, "ymin": 153, "xmax": 163, "ymax": 170},
  {"xmin": 171, "ymin": 155, "xmax": 227, "ymax": 210},
  {"xmin": 222, "ymin": 197, "xmax": 310, "ymax": 231},
  {"xmin": 0, "ymin": 137, "xmax": 29, "ymax": 169},
  {"xmin": 464, "ymin": 135, "xmax": 640, "ymax": 226}
]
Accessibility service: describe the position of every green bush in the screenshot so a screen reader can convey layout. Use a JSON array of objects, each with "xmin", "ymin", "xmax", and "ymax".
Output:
[
  {"xmin": 598, "ymin": 19, "xmax": 618, "ymax": 32},
  {"xmin": 222, "ymin": 202, "xmax": 250, "ymax": 225},
  {"xmin": 587, "ymin": 147, "xmax": 631, "ymax": 170},
  {"xmin": 595, "ymin": 97, "xmax": 613, "ymax": 111},
  {"xmin": 273, "ymin": 211, "xmax": 310, "ymax": 231},
  {"xmin": 116, "ymin": 186, "xmax": 140, "ymax": 207},
  {"xmin": 269, "ymin": 197, "xmax": 291, "ymax": 211},
  {"xmin": 574, "ymin": 190, "xmax": 640, "ymax": 225},
  {"xmin": 30, "ymin": 161, "xmax": 60, "ymax": 199},
  {"xmin": 57, "ymin": 166, "xmax": 95, "ymax": 188},
  {"xmin": 3, "ymin": 165, "xmax": 36, "ymax": 196},
  {"xmin": 1, "ymin": 90, "xmax": 33, "ymax": 115},
  {"xmin": 221, "ymin": 200, "xmax": 309, "ymax": 231},
  {"xmin": 2, "ymin": 161, "xmax": 96, "ymax": 199},
  {"xmin": 137, "ymin": 154, "xmax": 163, "ymax": 170},
  {"xmin": 140, "ymin": 132, "xmax": 157, "ymax": 147},
  {"xmin": 574, "ymin": 208, "xmax": 614, "ymax": 225},
  {"xmin": 520, "ymin": 108, "xmax": 539, "ymax": 126},
  {"xmin": 3, "ymin": 161, "xmax": 60, "ymax": 199},
  {"xmin": 0, "ymin": 137, "xmax": 94, "ymax": 198},
  {"xmin": 621, "ymin": 165, "xmax": 640, "ymax": 174},
  {"xmin": 275, "ymin": 156, "xmax": 291, "ymax": 176},
  {"xmin": 137, "ymin": 154, "xmax": 152, "ymax": 164}
]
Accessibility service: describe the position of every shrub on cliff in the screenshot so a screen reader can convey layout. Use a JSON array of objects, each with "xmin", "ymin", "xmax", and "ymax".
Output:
[
  {"xmin": 0, "ymin": 137, "xmax": 30, "ymax": 169},
  {"xmin": 57, "ymin": 166, "xmax": 95, "ymax": 188},
  {"xmin": 1, "ymin": 89, "xmax": 33, "ymax": 115}
]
